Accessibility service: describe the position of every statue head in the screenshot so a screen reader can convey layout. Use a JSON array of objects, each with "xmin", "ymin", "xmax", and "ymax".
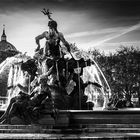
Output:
[
  {"xmin": 41, "ymin": 9, "xmax": 57, "ymax": 29},
  {"xmin": 48, "ymin": 20, "xmax": 57, "ymax": 29}
]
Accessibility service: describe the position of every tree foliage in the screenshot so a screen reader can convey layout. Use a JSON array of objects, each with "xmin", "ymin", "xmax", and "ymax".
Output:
[{"xmin": 89, "ymin": 46, "xmax": 140, "ymax": 103}]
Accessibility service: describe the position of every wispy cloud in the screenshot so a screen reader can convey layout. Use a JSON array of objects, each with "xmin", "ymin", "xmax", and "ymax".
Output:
[
  {"xmin": 92, "ymin": 22, "xmax": 140, "ymax": 46},
  {"xmin": 72, "ymin": 22, "xmax": 140, "ymax": 50},
  {"xmin": 67, "ymin": 23, "xmax": 140, "ymax": 39},
  {"xmin": 66, "ymin": 27, "xmax": 123, "ymax": 38},
  {"xmin": 103, "ymin": 41, "xmax": 140, "ymax": 46}
]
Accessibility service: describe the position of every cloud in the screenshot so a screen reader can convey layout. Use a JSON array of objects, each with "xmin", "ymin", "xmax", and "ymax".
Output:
[
  {"xmin": 72, "ymin": 22, "xmax": 140, "ymax": 51},
  {"xmin": 92, "ymin": 22, "xmax": 140, "ymax": 46},
  {"xmin": 66, "ymin": 27, "xmax": 124, "ymax": 38},
  {"xmin": 67, "ymin": 23, "xmax": 140, "ymax": 39},
  {"xmin": 101, "ymin": 41, "xmax": 140, "ymax": 48}
]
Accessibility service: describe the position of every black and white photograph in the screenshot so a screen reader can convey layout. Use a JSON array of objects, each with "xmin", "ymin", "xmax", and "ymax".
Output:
[{"xmin": 0, "ymin": 0, "xmax": 139, "ymax": 139}]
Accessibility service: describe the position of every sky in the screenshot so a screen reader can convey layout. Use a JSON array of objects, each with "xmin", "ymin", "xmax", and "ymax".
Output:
[{"xmin": 0, "ymin": 0, "xmax": 140, "ymax": 56}]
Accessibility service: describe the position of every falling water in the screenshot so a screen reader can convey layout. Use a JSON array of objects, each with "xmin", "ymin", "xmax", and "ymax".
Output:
[
  {"xmin": 6, "ymin": 65, "xmax": 14, "ymax": 106},
  {"xmin": 0, "ymin": 54, "xmax": 31, "ymax": 110},
  {"xmin": 92, "ymin": 59, "xmax": 111, "ymax": 109},
  {"xmin": 0, "ymin": 52, "xmax": 111, "ymax": 111},
  {"xmin": 7, "ymin": 64, "xmax": 23, "ymax": 104},
  {"xmin": 82, "ymin": 61, "xmax": 111, "ymax": 110},
  {"xmin": 64, "ymin": 51, "xmax": 111, "ymax": 110}
]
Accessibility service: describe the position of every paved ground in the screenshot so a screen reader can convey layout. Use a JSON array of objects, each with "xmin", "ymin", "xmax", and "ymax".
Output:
[{"xmin": 0, "ymin": 132, "xmax": 140, "ymax": 139}]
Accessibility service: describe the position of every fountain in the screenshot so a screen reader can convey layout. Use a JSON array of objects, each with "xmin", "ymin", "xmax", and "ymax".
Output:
[
  {"xmin": 0, "ymin": 9, "xmax": 139, "ymax": 140},
  {"xmin": 0, "ymin": 54, "xmax": 31, "ymax": 110},
  {"xmin": 0, "ymin": 9, "xmax": 111, "ymax": 125},
  {"xmin": 0, "ymin": 51, "xmax": 111, "ymax": 112}
]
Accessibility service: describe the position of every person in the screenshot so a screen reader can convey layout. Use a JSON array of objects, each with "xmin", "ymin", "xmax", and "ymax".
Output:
[{"xmin": 35, "ymin": 20, "xmax": 71, "ymax": 59}]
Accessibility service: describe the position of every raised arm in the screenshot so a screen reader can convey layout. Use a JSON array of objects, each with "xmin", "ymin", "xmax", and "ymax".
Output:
[{"xmin": 35, "ymin": 31, "xmax": 47, "ymax": 52}]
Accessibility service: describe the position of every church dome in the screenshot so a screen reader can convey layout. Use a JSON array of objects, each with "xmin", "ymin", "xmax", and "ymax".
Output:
[
  {"xmin": 0, "ymin": 26, "xmax": 17, "ymax": 52},
  {"xmin": 0, "ymin": 41, "xmax": 17, "ymax": 52}
]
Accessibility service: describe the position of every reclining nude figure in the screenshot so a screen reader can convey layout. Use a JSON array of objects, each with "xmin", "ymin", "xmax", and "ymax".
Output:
[
  {"xmin": 0, "ymin": 70, "xmax": 32, "ymax": 124},
  {"xmin": 0, "ymin": 63, "xmax": 68, "ymax": 124}
]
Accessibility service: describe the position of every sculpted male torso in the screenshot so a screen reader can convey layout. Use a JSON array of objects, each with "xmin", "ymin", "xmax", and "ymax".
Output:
[{"xmin": 35, "ymin": 20, "xmax": 70, "ymax": 58}]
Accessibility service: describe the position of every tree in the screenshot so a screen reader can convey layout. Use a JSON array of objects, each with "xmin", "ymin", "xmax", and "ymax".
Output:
[
  {"xmin": 89, "ymin": 46, "xmax": 140, "ymax": 106},
  {"xmin": 114, "ymin": 46, "xmax": 140, "ymax": 102}
]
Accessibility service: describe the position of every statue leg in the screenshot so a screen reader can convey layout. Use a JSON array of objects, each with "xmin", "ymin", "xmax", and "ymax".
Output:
[{"xmin": 6, "ymin": 101, "xmax": 20, "ymax": 124}]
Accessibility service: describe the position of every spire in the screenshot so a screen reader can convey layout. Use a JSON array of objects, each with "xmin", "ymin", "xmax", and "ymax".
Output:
[{"xmin": 1, "ymin": 25, "xmax": 7, "ymax": 41}]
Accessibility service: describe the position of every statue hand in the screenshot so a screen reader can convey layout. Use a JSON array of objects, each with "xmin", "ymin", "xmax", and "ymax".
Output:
[
  {"xmin": 67, "ymin": 45, "xmax": 71, "ymax": 52},
  {"xmin": 35, "ymin": 45, "xmax": 40, "ymax": 52}
]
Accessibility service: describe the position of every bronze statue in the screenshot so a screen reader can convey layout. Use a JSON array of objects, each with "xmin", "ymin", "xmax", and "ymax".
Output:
[{"xmin": 35, "ymin": 9, "xmax": 70, "ymax": 59}]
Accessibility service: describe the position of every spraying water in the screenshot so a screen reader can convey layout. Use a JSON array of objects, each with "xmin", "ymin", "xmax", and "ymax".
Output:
[
  {"xmin": 0, "ymin": 54, "xmax": 31, "ymax": 110},
  {"xmin": 0, "ymin": 52, "xmax": 111, "ymax": 110},
  {"xmin": 65, "ymin": 51, "xmax": 111, "ymax": 110},
  {"xmin": 82, "ymin": 63, "xmax": 110, "ymax": 109}
]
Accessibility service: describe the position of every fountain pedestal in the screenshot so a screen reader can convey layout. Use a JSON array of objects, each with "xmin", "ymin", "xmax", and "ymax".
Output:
[{"xmin": 1, "ymin": 109, "xmax": 140, "ymax": 139}]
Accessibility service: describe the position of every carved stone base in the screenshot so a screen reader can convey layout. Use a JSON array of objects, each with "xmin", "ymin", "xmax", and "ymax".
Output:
[
  {"xmin": 11, "ymin": 116, "xmax": 25, "ymax": 125},
  {"xmin": 38, "ymin": 115, "xmax": 55, "ymax": 125}
]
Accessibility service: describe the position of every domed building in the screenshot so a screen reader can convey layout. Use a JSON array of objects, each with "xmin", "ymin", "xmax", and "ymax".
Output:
[
  {"xmin": 0, "ymin": 26, "xmax": 19, "ymax": 104},
  {"xmin": 0, "ymin": 26, "xmax": 19, "ymax": 63}
]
